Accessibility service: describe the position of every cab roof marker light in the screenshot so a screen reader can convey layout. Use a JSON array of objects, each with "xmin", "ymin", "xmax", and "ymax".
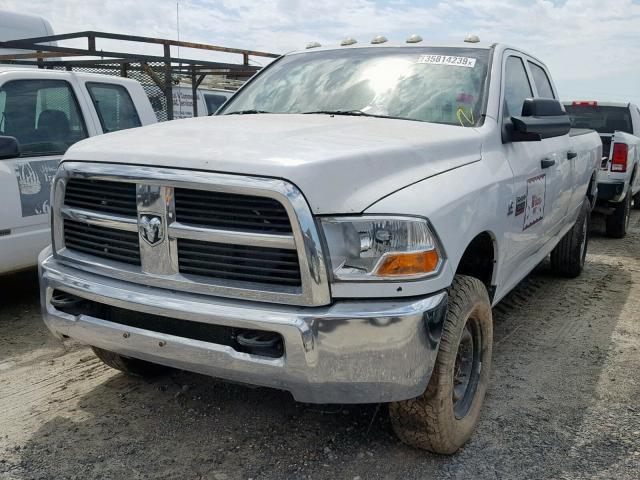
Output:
[
  {"xmin": 572, "ymin": 100, "xmax": 598, "ymax": 107},
  {"xmin": 340, "ymin": 37, "xmax": 357, "ymax": 46},
  {"xmin": 371, "ymin": 35, "xmax": 388, "ymax": 44},
  {"xmin": 464, "ymin": 34, "xmax": 480, "ymax": 43},
  {"xmin": 406, "ymin": 34, "xmax": 423, "ymax": 44},
  {"xmin": 306, "ymin": 41, "xmax": 321, "ymax": 49}
]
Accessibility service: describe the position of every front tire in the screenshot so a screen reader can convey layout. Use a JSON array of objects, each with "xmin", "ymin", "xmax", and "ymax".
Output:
[
  {"xmin": 606, "ymin": 190, "xmax": 631, "ymax": 238},
  {"xmin": 92, "ymin": 346, "xmax": 168, "ymax": 377},
  {"xmin": 550, "ymin": 197, "xmax": 590, "ymax": 278},
  {"xmin": 389, "ymin": 275, "xmax": 493, "ymax": 454}
]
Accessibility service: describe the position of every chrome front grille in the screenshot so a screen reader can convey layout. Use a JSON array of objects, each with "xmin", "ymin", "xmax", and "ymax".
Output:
[
  {"xmin": 64, "ymin": 178, "xmax": 137, "ymax": 216},
  {"xmin": 177, "ymin": 239, "xmax": 302, "ymax": 286},
  {"xmin": 63, "ymin": 219, "xmax": 141, "ymax": 265},
  {"xmin": 174, "ymin": 188, "xmax": 293, "ymax": 234},
  {"xmin": 53, "ymin": 162, "xmax": 330, "ymax": 307}
]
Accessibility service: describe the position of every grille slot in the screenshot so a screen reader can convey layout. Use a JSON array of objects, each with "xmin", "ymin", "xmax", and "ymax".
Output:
[
  {"xmin": 64, "ymin": 219, "xmax": 141, "ymax": 265},
  {"xmin": 178, "ymin": 238, "xmax": 301, "ymax": 286},
  {"xmin": 174, "ymin": 188, "xmax": 292, "ymax": 233},
  {"xmin": 65, "ymin": 178, "xmax": 137, "ymax": 216}
]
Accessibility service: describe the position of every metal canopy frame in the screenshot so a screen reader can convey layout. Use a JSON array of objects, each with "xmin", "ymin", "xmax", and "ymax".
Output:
[{"xmin": 0, "ymin": 31, "xmax": 279, "ymax": 119}]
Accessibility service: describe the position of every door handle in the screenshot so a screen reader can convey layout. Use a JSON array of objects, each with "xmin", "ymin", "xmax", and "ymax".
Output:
[
  {"xmin": 541, "ymin": 158, "xmax": 556, "ymax": 169},
  {"xmin": 567, "ymin": 151, "xmax": 578, "ymax": 160}
]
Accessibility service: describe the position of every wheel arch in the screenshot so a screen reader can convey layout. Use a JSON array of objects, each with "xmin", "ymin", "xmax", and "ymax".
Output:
[{"xmin": 453, "ymin": 231, "xmax": 498, "ymax": 301}]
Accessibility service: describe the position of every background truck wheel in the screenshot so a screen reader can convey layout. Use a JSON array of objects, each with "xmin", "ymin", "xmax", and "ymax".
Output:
[
  {"xmin": 633, "ymin": 191, "xmax": 640, "ymax": 210},
  {"xmin": 606, "ymin": 191, "xmax": 631, "ymax": 238},
  {"xmin": 389, "ymin": 275, "xmax": 493, "ymax": 454},
  {"xmin": 91, "ymin": 346, "xmax": 168, "ymax": 377},
  {"xmin": 550, "ymin": 198, "xmax": 590, "ymax": 278}
]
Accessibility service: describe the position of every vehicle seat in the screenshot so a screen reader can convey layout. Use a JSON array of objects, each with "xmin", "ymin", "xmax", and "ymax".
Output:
[{"xmin": 36, "ymin": 109, "xmax": 70, "ymax": 142}]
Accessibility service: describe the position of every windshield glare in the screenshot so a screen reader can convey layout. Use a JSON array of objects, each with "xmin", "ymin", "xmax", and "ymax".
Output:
[{"xmin": 221, "ymin": 47, "xmax": 490, "ymax": 127}]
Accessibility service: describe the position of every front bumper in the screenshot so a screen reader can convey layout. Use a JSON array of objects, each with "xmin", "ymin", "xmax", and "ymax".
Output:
[{"xmin": 39, "ymin": 248, "xmax": 447, "ymax": 404}]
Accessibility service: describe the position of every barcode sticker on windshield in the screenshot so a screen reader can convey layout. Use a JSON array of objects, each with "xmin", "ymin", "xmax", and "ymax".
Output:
[{"xmin": 417, "ymin": 55, "xmax": 477, "ymax": 68}]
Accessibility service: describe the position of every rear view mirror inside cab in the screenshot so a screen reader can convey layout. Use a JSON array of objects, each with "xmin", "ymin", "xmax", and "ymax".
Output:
[
  {"xmin": 509, "ymin": 98, "xmax": 571, "ymax": 142},
  {"xmin": 0, "ymin": 136, "xmax": 20, "ymax": 160}
]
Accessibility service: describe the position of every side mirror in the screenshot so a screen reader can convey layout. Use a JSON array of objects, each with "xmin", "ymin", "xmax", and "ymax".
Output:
[
  {"xmin": 0, "ymin": 136, "xmax": 20, "ymax": 160},
  {"xmin": 509, "ymin": 98, "xmax": 571, "ymax": 142}
]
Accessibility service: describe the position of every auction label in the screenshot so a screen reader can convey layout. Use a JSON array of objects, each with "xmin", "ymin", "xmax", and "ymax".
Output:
[
  {"xmin": 417, "ymin": 55, "xmax": 477, "ymax": 68},
  {"xmin": 523, "ymin": 174, "xmax": 546, "ymax": 230}
]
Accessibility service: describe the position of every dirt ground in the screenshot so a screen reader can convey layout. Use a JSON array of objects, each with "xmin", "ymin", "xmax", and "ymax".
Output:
[{"xmin": 1, "ymin": 212, "xmax": 639, "ymax": 480}]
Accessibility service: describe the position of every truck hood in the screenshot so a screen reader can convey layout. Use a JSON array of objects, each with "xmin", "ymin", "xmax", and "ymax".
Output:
[{"xmin": 65, "ymin": 114, "xmax": 482, "ymax": 214}]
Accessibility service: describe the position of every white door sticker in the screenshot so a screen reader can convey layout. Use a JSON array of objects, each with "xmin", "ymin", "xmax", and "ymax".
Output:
[
  {"xmin": 417, "ymin": 55, "xmax": 477, "ymax": 68},
  {"xmin": 523, "ymin": 174, "xmax": 546, "ymax": 230}
]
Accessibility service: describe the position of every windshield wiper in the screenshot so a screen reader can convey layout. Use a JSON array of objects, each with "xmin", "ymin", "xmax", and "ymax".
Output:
[
  {"xmin": 225, "ymin": 109, "xmax": 272, "ymax": 115},
  {"xmin": 302, "ymin": 110, "xmax": 422, "ymax": 122}
]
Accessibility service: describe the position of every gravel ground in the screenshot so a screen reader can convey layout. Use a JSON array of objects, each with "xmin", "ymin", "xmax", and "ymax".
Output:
[{"xmin": 1, "ymin": 212, "xmax": 639, "ymax": 480}]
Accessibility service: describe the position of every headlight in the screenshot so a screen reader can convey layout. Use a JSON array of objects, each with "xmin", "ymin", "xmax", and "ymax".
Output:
[{"xmin": 320, "ymin": 216, "xmax": 443, "ymax": 281}]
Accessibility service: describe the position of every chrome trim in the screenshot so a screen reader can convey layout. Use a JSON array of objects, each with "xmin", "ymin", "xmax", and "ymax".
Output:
[
  {"xmin": 60, "ymin": 207, "xmax": 138, "ymax": 232},
  {"xmin": 168, "ymin": 223, "xmax": 296, "ymax": 249},
  {"xmin": 40, "ymin": 250, "xmax": 447, "ymax": 404},
  {"xmin": 52, "ymin": 162, "xmax": 331, "ymax": 307}
]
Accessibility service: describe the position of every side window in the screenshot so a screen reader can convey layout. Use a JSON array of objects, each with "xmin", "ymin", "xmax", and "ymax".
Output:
[
  {"xmin": 528, "ymin": 62, "xmax": 555, "ymax": 99},
  {"xmin": 503, "ymin": 56, "xmax": 533, "ymax": 118},
  {"xmin": 0, "ymin": 79, "xmax": 88, "ymax": 157},
  {"xmin": 204, "ymin": 93, "xmax": 229, "ymax": 114},
  {"xmin": 86, "ymin": 82, "xmax": 142, "ymax": 133}
]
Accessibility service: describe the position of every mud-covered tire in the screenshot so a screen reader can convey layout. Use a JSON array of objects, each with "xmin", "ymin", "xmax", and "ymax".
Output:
[
  {"xmin": 389, "ymin": 275, "xmax": 493, "ymax": 454},
  {"xmin": 633, "ymin": 191, "xmax": 640, "ymax": 210},
  {"xmin": 91, "ymin": 346, "xmax": 168, "ymax": 377},
  {"xmin": 606, "ymin": 191, "xmax": 631, "ymax": 238},
  {"xmin": 550, "ymin": 198, "xmax": 590, "ymax": 278}
]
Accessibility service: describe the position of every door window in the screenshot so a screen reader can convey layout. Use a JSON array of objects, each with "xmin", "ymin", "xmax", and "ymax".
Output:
[
  {"xmin": 86, "ymin": 82, "xmax": 142, "ymax": 133},
  {"xmin": 0, "ymin": 79, "xmax": 88, "ymax": 156},
  {"xmin": 503, "ymin": 56, "xmax": 533, "ymax": 118},
  {"xmin": 528, "ymin": 62, "xmax": 555, "ymax": 99},
  {"xmin": 204, "ymin": 93, "xmax": 229, "ymax": 114}
]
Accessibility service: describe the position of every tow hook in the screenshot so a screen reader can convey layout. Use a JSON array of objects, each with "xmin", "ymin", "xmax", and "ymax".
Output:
[{"xmin": 235, "ymin": 330, "xmax": 283, "ymax": 358}]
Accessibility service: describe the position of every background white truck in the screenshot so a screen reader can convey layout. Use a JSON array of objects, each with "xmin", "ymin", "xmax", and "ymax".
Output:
[
  {"xmin": 172, "ymin": 86, "xmax": 233, "ymax": 119},
  {"xmin": 39, "ymin": 40, "xmax": 601, "ymax": 454},
  {"xmin": 564, "ymin": 101, "xmax": 640, "ymax": 237},
  {"xmin": 0, "ymin": 68, "xmax": 157, "ymax": 275}
]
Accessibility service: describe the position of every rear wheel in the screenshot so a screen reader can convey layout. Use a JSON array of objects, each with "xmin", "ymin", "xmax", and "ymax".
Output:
[
  {"xmin": 550, "ymin": 197, "xmax": 590, "ymax": 278},
  {"xmin": 605, "ymin": 191, "xmax": 631, "ymax": 238},
  {"xmin": 633, "ymin": 191, "xmax": 640, "ymax": 210},
  {"xmin": 92, "ymin": 346, "xmax": 168, "ymax": 377},
  {"xmin": 389, "ymin": 275, "xmax": 493, "ymax": 454}
]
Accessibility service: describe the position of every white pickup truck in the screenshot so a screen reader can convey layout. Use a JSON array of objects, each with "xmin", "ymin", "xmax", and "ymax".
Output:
[
  {"xmin": 39, "ymin": 40, "xmax": 601, "ymax": 453},
  {"xmin": 0, "ymin": 68, "xmax": 157, "ymax": 275},
  {"xmin": 564, "ymin": 101, "xmax": 640, "ymax": 237}
]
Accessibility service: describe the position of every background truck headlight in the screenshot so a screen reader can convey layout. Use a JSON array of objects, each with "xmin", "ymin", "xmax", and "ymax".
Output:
[{"xmin": 320, "ymin": 216, "xmax": 443, "ymax": 281}]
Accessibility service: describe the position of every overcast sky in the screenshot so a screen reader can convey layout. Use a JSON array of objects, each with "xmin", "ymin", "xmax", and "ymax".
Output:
[{"xmin": 1, "ymin": 0, "xmax": 639, "ymax": 105}]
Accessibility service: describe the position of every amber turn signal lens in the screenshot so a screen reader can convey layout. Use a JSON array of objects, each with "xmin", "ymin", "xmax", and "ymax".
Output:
[{"xmin": 375, "ymin": 250, "xmax": 440, "ymax": 277}]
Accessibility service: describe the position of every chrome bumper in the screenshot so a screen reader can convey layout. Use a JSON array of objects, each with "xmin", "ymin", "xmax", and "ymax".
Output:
[{"xmin": 39, "ymin": 248, "xmax": 447, "ymax": 404}]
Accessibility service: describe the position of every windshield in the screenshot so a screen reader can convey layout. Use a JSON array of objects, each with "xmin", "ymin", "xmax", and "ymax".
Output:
[
  {"xmin": 565, "ymin": 105, "xmax": 633, "ymax": 135},
  {"xmin": 221, "ymin": 47, "xmax": 491, "ymax": 127}
]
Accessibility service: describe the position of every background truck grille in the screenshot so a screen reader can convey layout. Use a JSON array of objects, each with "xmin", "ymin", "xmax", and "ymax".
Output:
[
  {"xmin": 177, "ymin": 238, "xmax": 302, "ymax": 286},
  {"xmin": 63, "ymin": 219, "xmax": 141, "ymax": 265},
  {"xmin": 174, "ymin": 188, "xmax": 292, "ymax": 233},
  {"xmin": 65, "ymin": 178, "xmax": 137, "ymax": 216}
]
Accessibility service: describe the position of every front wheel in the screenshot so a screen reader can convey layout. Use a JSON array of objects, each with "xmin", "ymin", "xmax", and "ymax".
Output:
[
  {"xmin": 92, "ymin": 346, "xmax": 168, "ymax": 377},
  {"xmin": 389, "ymin": 275, "xmax": 493, "ymax": 454},
  {"xmin": 550, "ymin": 197, "xmax": 590, "ymax": 278}
]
